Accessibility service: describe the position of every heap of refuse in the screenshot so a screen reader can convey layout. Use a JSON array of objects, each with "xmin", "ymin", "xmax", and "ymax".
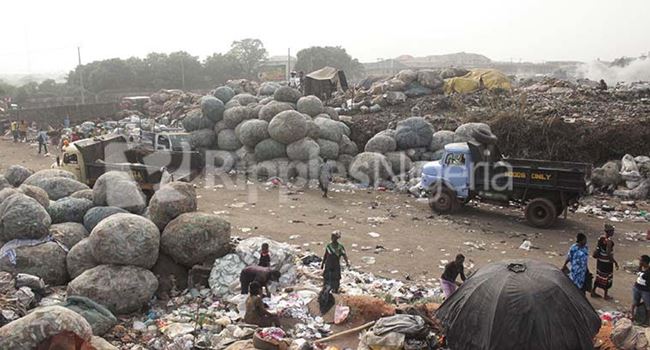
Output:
[
  {"xmin": 145, "ymin": 89, "xmax": 203, "ymax": 121},
  {"xmin": 591, "ymin": 154, "xmax": 650, "ymax": 200},
  {"xmin": 179, "ymin": 83, "xmax": 359, "ymax": 181},
  {"xmin": 0, "ymin": 164, "xmax": 237, "ymax": 347}
]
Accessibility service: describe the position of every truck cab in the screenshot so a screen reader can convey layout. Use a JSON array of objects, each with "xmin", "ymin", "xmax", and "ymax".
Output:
[{"xmin": 420, "ymin": 143, "xmax": 472, "ymax": 198}]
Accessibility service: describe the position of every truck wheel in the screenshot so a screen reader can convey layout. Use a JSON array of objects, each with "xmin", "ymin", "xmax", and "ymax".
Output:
[
  {"xmin": 525, "ymin": 198, "xmax": 557, "ymax": 228},
  {"xmin": 429, "ymin": 187, "xmax": 458, "ymax": 214}
]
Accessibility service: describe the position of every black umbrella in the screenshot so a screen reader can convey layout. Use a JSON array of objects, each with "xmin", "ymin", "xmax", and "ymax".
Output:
[{"xmin": 436, "ymin": 260, "xmax": 601, "ymax": 350}]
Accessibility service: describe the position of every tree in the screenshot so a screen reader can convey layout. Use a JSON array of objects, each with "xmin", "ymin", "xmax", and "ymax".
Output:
[
  {"xmin": 204, "ymin": 53, "xmax": 243, "ymax": 86},
  {"xmin": 295, "ymin": 46, "xmax": 365, "ymax": 80},
  {"xmin": 228, "ymin": 39, "xmax": 268, "ymax": 79},
  {"xmin": 0, "ymin": 80, "xmax": 16, "ymax": 97}
]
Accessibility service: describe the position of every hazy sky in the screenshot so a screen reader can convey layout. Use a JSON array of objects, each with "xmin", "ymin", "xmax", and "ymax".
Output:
[{"xmin": 1, "ymin": 0, "xmax": 648, "ymax": 75}]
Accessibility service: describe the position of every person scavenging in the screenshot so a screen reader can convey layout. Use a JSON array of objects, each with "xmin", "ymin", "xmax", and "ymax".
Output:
[
  {"xmin": 319, "ymin": 162, "xmax": 332, "ymax": 198},
  {"xmin": 632, "ymin": 254, "xmax": 650, "ymax": 324},
  {"xmin": 258, "ymin": 242, "xmax": 270, "ymax": 267},
  {"xmin": 244, "ymin": 281, "xmax": 281, "ymax": 327},
  {"xmin": 592, "ymin": 223, "xmax": 619, "ymax": 300},
  {"xmin": 321, "ymin": 231, "xmax": 350, "ymax": 293},
  {"xmin": 36, "ymin": 128, "xmax": 49, "ymax": 155},
  {"xmin": 239, "ymin": 265, "xmax": 281, "ymax": 297},
  {"xmin": 440, "ymin": 254, "xmax": 467, "ymax": 298},
  {"xmin": 563, "ymin": 233, "xmax": 592, "ymax": 294}
]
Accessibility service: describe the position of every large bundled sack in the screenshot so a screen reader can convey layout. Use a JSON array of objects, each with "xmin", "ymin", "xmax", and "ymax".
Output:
[
  {"xmin": 0, "ymin": 240, "xmax": 68, "ymax": 285},
  {"xmin": 201, "ymin": 95, "xmax": 226, "ymax": 122},
  {"xmin": 297, "ymin": 95, "xmax": 324, "ymax": 117},
  {"xmin": 252, "ymin": 160, "xmax": 280, "ymax": 179},
  {"xmin": 23, "ymin": 169, "xmax": 77, "ymax": 185},
  {"xmin": 385, "ymin": 91, "xmax": 407, "ymax": 105},
  {"xmin": 88, "ymin": 213, "xmax": 160, "ymax": 269},
  {"xmin": 453, "ymin": 122, "xmax": 494, "ymax": 143},
  {"xmin": 161, "ymin": 212, "xmax": 231, "ymax": 267},
  {"xmin": 82, "ymin": 206, "xmax": 129, "ymax": 232},
  {"xmin": 224, "ymin": 106, "xmax": 253, "ymax": 129},
  {"xmin": 148, "ymin": 182, "xmax": 197, "ymax": 230},
  {"xmin": 396, "ymin": 69, "xmax": 418, "ymax": 84},
  {"xmin": 287, "ymin": 138, "xmax": 320, "ymax": 161},
  {"xmin": 209, "ymin": 237, "xmax": 297, "ymax": 297},
  {"xmin": 440, "ymin": 67, "xmax": 469, "ymax": 79},
  {"xmin": 349, "ymin": 152, "xmax": 393, "ymax": 185},
  {"xmin": 237, "ymin": 119, "xmax": 270, "ymax": 148},
  {"xmin": 430, "ymin": 130, "xmax": 455, "ymax": 151},
  {"xmin": 190, "ymin": 129, "xmax": 217, "ymax": 149},
  {"xmin": 182, "ymin": 109, "xmax": 215, "ymax": 132},
  {"xmin": 4, "ymin": 165, "xmax": 33, "ymax": 187},
  {"xmin": 591, "ymin": 161, "xmax": 622, "ymax": 189},
  {"xmin": 385, "ymin": 152, "xmax": 413, "ymax": 175},
  {"xmin": 0, "ymin": 188, "xmax": 19, "ymax": 204},
  {"xmin": 61, "ymin": 296, "xmax": 117, "ymax": 336},
  {"xmin": 314, "ymin": 117, "xmax": 348, "ymax": 143},
  {"xmin": 0, "ymin": 175, "xmax": 10, "ymax": 190},
  {"xmin": 28, "ymin": 177, "xmax": 89, "ymax": 201},
  {"xmin": 304, "ymin": 115, "xmax": 321, "ymax": 139},
  {"xmin": 18, "ymin": 184, "xmax": 50, "ymax": 208},
  {"xmin": 268, "ymin": 110, "xmax": 309, "ymax": 144},
  {"xmin": 395, "ymin": 117, "xmax": 433, "ymax": 150},
  {"xmin": 258, "ymin": 82, "xmax": 281, "ymax": 96},
  {"xmin": 273, "ymin": 86, "xmax": 302, "ymax": 103},
  {"xmin": 255, "ymin": 138, "xmax": 287, "ymax": 161},
  {"xmin": 0, "ymin": 305, "xmax": 93, "ymax": 350},
  {"xmin": 614, "ymin": 180, "xmax": 650, "ymax": 200},
  {"xmin": 611, "ymin": 318, "xmax": 649, "ymax": 350},
  {"xmin": 69, "ymin": 189, "xmax": 94, "ymax": 201},
  {"xmin": 213, "ymin": 86, "xmax": 236, "ymax": 103},
  {"xmin": 317, "ymin": 139, "xmax": 340, "ymax": 160},
  {"xmin": 67, "ymin": 264, "xmax": 158, "ymax": 314},
  {"xmin": 218, "ymin": 129, "xmax": 243, "ymax": 151},
  {"xmin": 50, "ymin": 222, "xmax": 88, "ymax": 249},
  {"xmin": 232, "ymin": 93, "xmax": 258, "ymax": 106},
  {"xmin": 214, "ymin": 119, "xmax": 229, "ymax": 136},
  {"xmin": 0, "ymin": 193, "xmax": 51, "ymax": 241},
  {"xmin": 206, "ymin": 150, "xmax": 237, "ymax": 173},
  {"xmin": 47, "ymin": 197, "xmax": 94, "ymax": 224},
  {"xmin": 417, "ymin": 70, "xmax": 443, "ymax": 89},
  {"xmin": 365, "ymin": 134, "xmax": 397, "ymax": 153},
  {"xmin": 258, "ymin": 101, "xmax": 294, "ymax": 122},
  {"xmin": 340, "ymin": 135, "xmax": 359, "ymax": 156},
  {"xmin": 404, "ymin": 82, "xmax": 433, "ymax": 97},
  {"xmin": 288, "ymin": 158, "xmax": 322, "ymax": 180},
  {"xmin": 92, "ymin": 171, "xmax": 146, "ymax": 213},
  {"xmin": 66, "ymin": 238, "xmax": 97, "ymax": 279}
]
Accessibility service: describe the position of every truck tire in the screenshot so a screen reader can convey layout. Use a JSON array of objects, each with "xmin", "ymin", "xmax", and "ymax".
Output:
[
  {"xmin": 429, "ymin": 186, "xmax": 458, "ymax": 214},
  {"xmin": 525, "ymin": 198, "xmax": 557, "ymax": 228},
  {"xmin": 472, "ymin": 129, "xmax": 498, "ymax": 144}
]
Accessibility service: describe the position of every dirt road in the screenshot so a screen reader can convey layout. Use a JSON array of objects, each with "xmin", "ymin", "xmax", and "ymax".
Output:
[{"xmin": 1, "ymin": 139, "xmax": 649, "ymax": 312}]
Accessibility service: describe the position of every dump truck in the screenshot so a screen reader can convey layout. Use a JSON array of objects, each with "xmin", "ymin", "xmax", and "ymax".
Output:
[
  {"xmin": 58, "ymin": 133, "xmax": 202, "ymax": 195},
  {"xmin": 415, "ymin": 141, "xmax": 591, "ymax": 228}
]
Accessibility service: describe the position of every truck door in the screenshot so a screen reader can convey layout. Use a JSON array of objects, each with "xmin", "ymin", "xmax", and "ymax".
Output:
[{"xmin": 443, "ymin": 152, "xmax": 470, "ymax": 197}]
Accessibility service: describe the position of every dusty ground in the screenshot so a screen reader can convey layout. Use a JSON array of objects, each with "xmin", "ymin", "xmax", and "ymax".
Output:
[{"xmin": 1, "ymin": 139, "xmax": 649, "ymax": 313}]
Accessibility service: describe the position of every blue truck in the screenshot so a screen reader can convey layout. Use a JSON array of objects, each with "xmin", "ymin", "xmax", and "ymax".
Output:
[{"xmin": 416, "ymin": 141, "xmax": 591, "ymax": 228}]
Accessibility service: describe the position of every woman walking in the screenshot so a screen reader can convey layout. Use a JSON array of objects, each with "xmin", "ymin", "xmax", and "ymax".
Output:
[
  {"xmin": 321, "ymin": 231, "xmax": 350, "ymax": 293},
  {"xmin": 592, "ymin": 224, "xmax": 619, "ymax": 300},
  {"xmin": 563, "ymin": 233, "xmax": 591, "ymax": 294}
]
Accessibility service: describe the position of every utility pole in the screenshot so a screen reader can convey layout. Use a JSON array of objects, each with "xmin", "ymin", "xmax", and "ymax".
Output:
[
  {"xmin": 77, "ymin": 46, "xmax": 85, "ymax": 104},
  {"xmin": 287, "ymin": 48, "xmax": 291, "ymax": 81},
  {"xmin": 180, "ymin": 57, "xmax": 186, "ymax": 90}
]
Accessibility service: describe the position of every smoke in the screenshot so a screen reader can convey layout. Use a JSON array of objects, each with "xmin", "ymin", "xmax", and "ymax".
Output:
[{"xmin": 578, "ymin": 57, "xmax": 650, "ymax": 85}]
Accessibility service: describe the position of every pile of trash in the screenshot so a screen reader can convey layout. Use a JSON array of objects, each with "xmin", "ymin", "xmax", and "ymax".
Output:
[
  {"xmin": 338, "ymin": 68, "xmax": 512, "ymax": 114},
  {"xmin": 0, "ymin": 164, "xmax": 236, "ymax": 347},
  {"xmin": 145, "ymin": 89, "xmax": 203, "ymax": 121},
  {"xmin": 178, "ymin": 83, "xmax": 360, "ymax": 182},
  {"xmin": 591, "ymin": 154, "xmax": 650, "ymax": 200}
]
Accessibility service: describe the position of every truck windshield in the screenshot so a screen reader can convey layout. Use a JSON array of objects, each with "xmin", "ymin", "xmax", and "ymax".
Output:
[
  {"xmin": 168, "ymin": 135, "xmax": 191, "ymax": 150},
  {"xmin": 445, "ymin": 153, "xmax": 466, "ymax": 166}
]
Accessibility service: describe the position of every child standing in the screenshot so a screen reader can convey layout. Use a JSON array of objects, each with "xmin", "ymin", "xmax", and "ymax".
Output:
[{"xmin": 258, "ymin": 243, "xmax": 271, "ymax": 267}]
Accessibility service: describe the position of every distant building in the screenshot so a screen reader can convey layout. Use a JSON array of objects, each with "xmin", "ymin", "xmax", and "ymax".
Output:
[
  {"xmin": 363, "ymin": 59, "xmax": 409, "ymax": 77},
  {"xmin": 259, "ymin": 55, "xmax": 296, "ymax": 81}
]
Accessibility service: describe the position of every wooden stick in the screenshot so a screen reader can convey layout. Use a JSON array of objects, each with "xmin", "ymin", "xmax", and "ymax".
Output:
[{"xmin": 314, "ymin": 321, "xmax": 376, "ymax": 343}]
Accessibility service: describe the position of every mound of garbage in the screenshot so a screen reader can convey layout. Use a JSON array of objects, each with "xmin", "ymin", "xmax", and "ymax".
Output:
[
  {"xmin": 591, "ymin": 154, "xmax": 650, "ymax": 200},
  {"xmin": 178, "ymin": 85, "xmax": 359, "ymax": 181}
]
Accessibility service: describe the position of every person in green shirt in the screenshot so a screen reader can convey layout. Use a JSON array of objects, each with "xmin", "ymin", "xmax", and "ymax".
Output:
[{"xmin": 321, "ymin": 231, "xmax": 350, "ymax": 293}]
